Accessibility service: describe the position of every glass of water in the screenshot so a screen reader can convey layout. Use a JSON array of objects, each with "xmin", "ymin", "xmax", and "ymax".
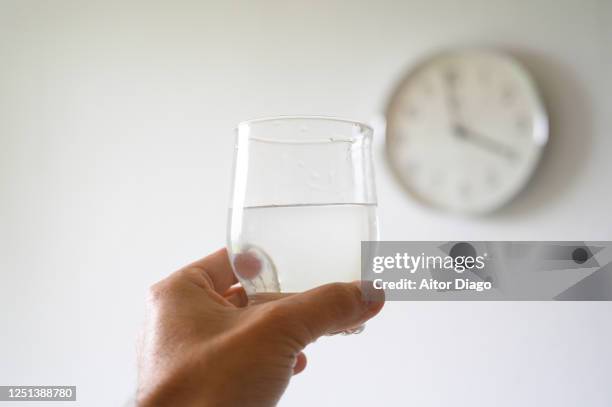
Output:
[{"xmin": 227, "ymin": 116, "xmax": 378, "ymax": 314}]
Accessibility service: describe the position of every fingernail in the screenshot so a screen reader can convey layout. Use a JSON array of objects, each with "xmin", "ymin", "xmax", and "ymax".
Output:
[
  {"xmin": 353, "ymin": 280, "xmax": 385, "ymax": 312},
  {"xmin": 233, "ymin": 252, "xmax": 262, "ymax": 279}
]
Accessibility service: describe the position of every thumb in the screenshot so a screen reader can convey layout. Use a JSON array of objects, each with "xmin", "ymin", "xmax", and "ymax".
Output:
[{"xmin": 261, "ymin": 282, "xmax": 384, "ymax": 347}]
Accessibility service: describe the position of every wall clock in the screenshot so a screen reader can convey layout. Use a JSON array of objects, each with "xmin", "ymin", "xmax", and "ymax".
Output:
[{"xmin": 385, "ymin": 49, "xmax": 548, "ymax": 214}]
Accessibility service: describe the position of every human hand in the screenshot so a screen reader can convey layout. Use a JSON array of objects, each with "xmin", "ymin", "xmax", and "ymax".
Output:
[{"xmin": 137, "ymin": 249, "xmax": 384, "ymax": 407}]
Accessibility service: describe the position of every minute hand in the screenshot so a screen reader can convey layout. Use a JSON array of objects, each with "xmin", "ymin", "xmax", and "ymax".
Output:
[{"xmin": 453, "ymin": 124, "xmax": 517, "ymax": 160}]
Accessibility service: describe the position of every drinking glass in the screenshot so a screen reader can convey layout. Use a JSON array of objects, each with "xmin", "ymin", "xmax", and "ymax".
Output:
[{"xmin": 227, "ymin": 116, "xmax": 378, "ymax": 326}]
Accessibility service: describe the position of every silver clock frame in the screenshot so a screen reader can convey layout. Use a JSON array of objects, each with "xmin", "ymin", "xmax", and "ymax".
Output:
[{"xmin": 384, "ymin": 48, "xmax": 549, "ymax": 215}]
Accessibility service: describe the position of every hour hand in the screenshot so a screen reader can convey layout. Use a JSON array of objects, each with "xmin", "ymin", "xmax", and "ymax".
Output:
[
  {"xmin": 443, "ymin": 69, "xmax": 461, "ymax": 119},
  {"xmin": 453, "ymin": 123, "xmax": 517, "ymax": 160}
]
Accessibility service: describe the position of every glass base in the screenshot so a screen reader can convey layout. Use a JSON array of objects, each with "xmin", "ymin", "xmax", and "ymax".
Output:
[
  {"xmin": 327, "ymin": 324, "xmax": 366, "ymax": 336},
  {"xmin": 248, "ymin": 292, "xmax": 291, "ymax": 305},
  {"xmin": 248, "ymin": 293, "xmax": 365, "ymax": 335}
]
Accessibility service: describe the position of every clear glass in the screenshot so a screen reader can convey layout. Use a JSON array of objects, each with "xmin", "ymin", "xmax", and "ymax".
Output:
[{"xmin": 227, "ymin": 116, "xmax": 378, "ymax": 330}]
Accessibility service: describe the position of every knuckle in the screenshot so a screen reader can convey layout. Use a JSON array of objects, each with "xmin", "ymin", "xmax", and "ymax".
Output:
[
  {"xmin": 253, "ymin": 304, "xmax": 312, "ymax": 348},
  {"xmin": 181, "ymin": 266, "xmax": 213, "ymax": 288},
  {"xmin": 147, "ymin": 280, "xmax": 173, "ymax": 302}
]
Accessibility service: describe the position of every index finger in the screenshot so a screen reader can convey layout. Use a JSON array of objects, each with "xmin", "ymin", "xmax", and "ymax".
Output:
[{"xmin": 180, "ymin": 248, "xmax": 238, "ymax": 294}]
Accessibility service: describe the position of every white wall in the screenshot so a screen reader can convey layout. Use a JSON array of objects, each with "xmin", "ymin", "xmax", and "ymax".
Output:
[{"xmin": 1, "ymin": 1, "xmax": 611, "ymax": 406}]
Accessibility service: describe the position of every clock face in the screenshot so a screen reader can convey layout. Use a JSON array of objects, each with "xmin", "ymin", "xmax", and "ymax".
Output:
[{"xmin": 386, "ymin": 50, "xmax": 548, "ymax": 214}]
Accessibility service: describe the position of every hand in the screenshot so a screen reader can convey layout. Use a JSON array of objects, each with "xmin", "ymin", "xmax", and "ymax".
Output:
[
  {"xmin": 453, "ymin": 123, "xmax": 517, "ymax": 160},
  {"xmin": 137, "ymin": 249, "xmax": 384, "ymax": 407},
  {"xmin": 442, "ymin": 70, "xmax": 516, "ymax": 161},
  {"xmin": 443, "ymin": 68, "xmax": 461, "ymax": 121}
]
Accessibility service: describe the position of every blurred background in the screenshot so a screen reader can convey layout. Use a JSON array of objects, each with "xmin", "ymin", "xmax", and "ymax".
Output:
[{"xmin": 1, "ymin": 0, "xmax": 611, "ymax": 406}]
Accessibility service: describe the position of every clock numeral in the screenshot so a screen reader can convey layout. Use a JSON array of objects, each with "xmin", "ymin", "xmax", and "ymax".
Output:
[
  {"xmin": 406, "ymin": 106, "xmax": 418, "ymax": 118},
  {"xmin": 444, "ymin": 67, "xmax": 459, "ymax": 87},
  {"xmin": 421, "ymin": 79, "xmax": 434, "ymax": 97}
]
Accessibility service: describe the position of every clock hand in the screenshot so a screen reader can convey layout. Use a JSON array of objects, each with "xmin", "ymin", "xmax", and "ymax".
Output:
[
  {"xmin": 443, "ymin": 68, "xmax": 461, "ymax": 121},
  {"xmin": 453, "ymin": 123, "xmax": 517, "ymax": 160}
]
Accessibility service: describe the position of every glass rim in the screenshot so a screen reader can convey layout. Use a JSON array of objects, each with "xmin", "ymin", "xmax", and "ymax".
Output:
[{"xmin": 235, "ymin": 115, "xmax": 373, "ymax": 134}]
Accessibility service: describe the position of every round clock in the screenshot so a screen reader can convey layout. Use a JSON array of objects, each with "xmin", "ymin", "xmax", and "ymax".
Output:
[{"xmin": 385, "ymin": 49, "xmax": 548, "ymax": 214}]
